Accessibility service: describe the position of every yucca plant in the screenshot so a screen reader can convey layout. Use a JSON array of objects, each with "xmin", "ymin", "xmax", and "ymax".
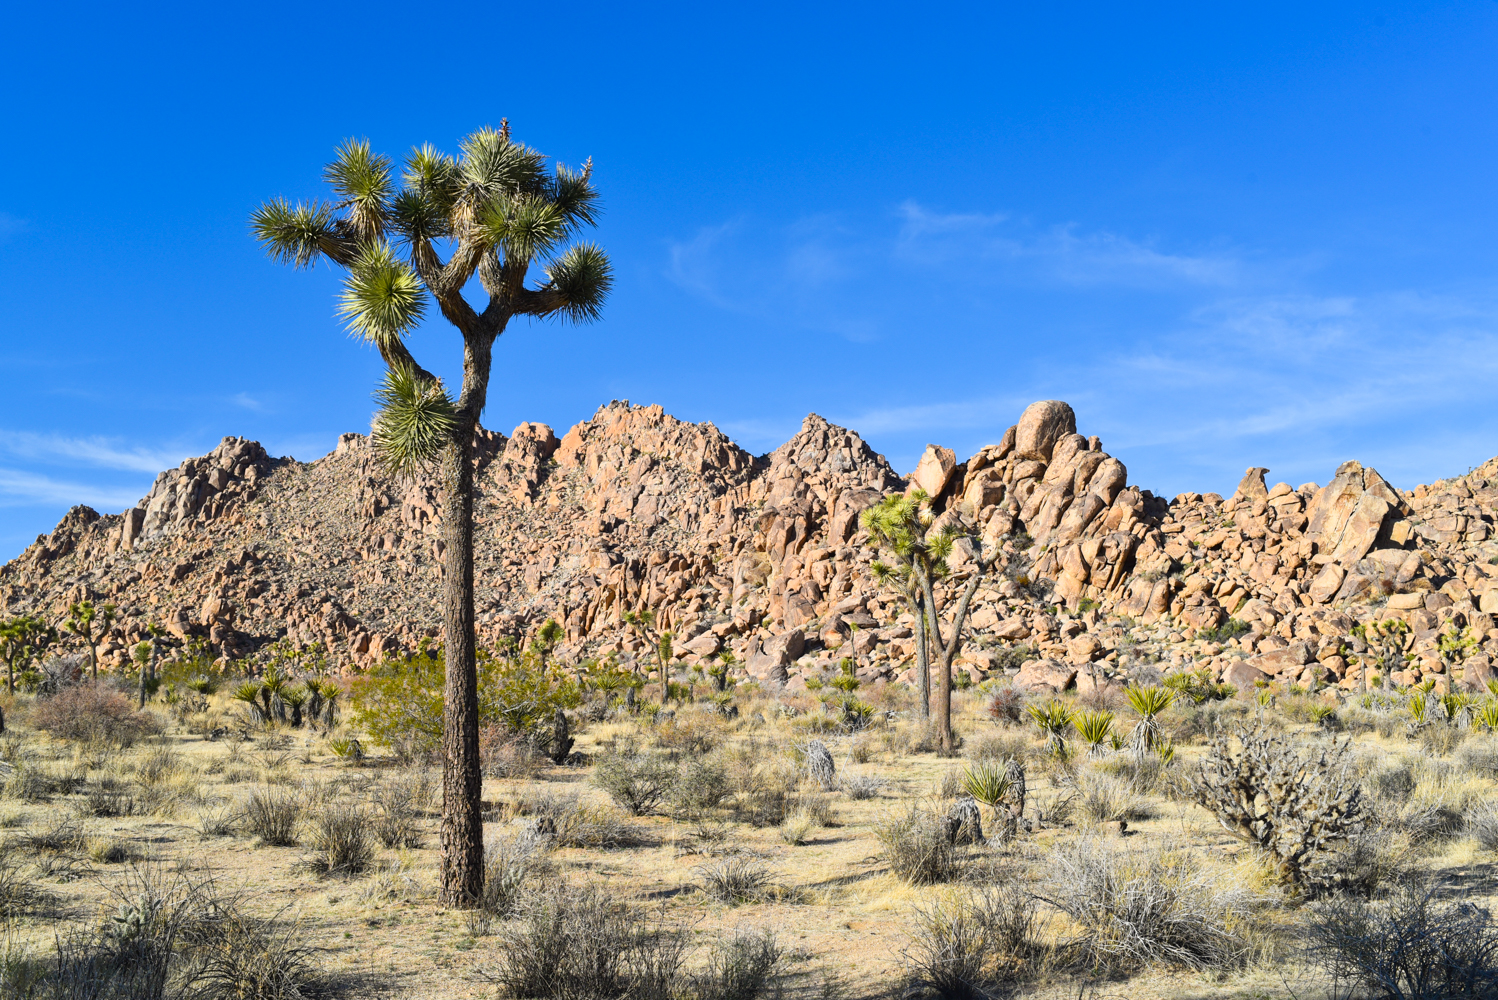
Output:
[
  {"xmin": 1409, "ymin": 692, "xmax": 1432, "ymax": 725},
  {"xmin": 1125, "ymin": 685, "xmax": 1175, "ymax": 751},
  {"xmin": 317, "ymin": 680, "xmax": 341, "ymax": 726},
  {"xmin": 1027, "ymin": 700, "xmax": 1074, "ymax": 754},
  {"xmin": 254, "ymin": 125, "xmax": 611, "ymax": 906},
  {"xmin": 281, "ymin": 685, "xmax": 309, "ymax": 728},
  {"xmin": 961, "ymin": 759, "xmax": 1018, "ymax": 832},
  {"xmin": 1074, "ymin": 709, "xmax": 1115, "ymax": 755},
  {"xmin": 231, "ymin": 682, "xmax": 265, "ymax": 724},
  {"xmin": 1476, "ymin": 699, "xmax": 1498, "ymax": 732},
  {"xmin": 1441, "ymin": 692, "xmax": 1476, "ymax": 728}
]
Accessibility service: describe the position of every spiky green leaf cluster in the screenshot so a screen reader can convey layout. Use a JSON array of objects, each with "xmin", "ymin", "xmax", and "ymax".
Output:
[
  {"xmin": 337, "ymin": 245, "xmax": 426, "ymax": 346},
  {"xmin": 370, "ymin": 364, "xmax": 457, "ymax": 479},
  {"xmin": 1125, "ymin": 685, "xmax": 1175, "ymax": 719},
  {"xmin": 961, "ymin": 760, "xmax": 1016, "ymax": 808},
  {"xmin": 1074, "ymin": 709, "xmax": 1115, "ymax": 748}
]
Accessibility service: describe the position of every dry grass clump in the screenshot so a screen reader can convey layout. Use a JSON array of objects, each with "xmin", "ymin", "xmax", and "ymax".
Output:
[
  {"xmin": 29, "ymin": 866, "xmax": 321, "ymax": 1000},
  {"xmin": 29, "ymin": 683, "xmax": 162, "ymax": 747},
  {"xmin": 903, "ymin": 883, "xmax": 1047, "ymax": 999},
  {"xmin": 372, "ymin": 770, "xmax": 432, "ymax": 849},
  {"xmin": 241, "ymin": 786, "xmax": 302, "ymax": 846},
  {"xmin": 841, "ymin": 773, "xmax": 887, "ymax": 800},
  {"xmin": 302, "ymin": 803, "xmax": 374, "ymax": 878},
  {"xmin": 875, "ymin": 803, "xmax": 961, "ymax": 885},
  {"xmin": 1039, "ymin": 837, "xmax": 1257, "ymax": 973},
  {"xmin": 695, "ymin": 855, "xmax": 778, "ymax": 903},
  {"xmin": 512, "ymin": 789, "xmax": 644, "ymax": 849},
  {"xmin": 1075, "ymin": 771, "xmax": 1154, "ymax": 825},
  {"xmin": 0, "ymin": 853, "xmax": 54, "ymax": 917},
  {"xmin": 487, "ymin": 881, "xmax": 781, "ymax": 1000}
]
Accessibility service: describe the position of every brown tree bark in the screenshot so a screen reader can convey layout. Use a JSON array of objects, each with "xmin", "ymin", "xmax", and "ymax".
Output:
[
  {"xmin": 438, "ymin": 425, "xmax": 483, "ymax": 907},
  {"xmin": 915, "ymin": 590, "xmax": 930, "ymax": 720},
  {"xmin": 922, "ymin": 553, "xmax": 997, "ymax": 754}
]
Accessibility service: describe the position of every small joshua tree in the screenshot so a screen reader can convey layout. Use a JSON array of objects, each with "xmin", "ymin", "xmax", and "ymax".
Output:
[
  {"xmin": 531, "ymin": 618, "xmax": 564, "ymax": 671},
  {"xmin": 861, "ymin": 490, "xmax": 998, "ymax": 752},
  {"xmin": 0, "ymin": 614, "xmax": 53, "ymax": 694},
  {"xmin": 1195, "ymin": 723, "xmax": 1364, "ymax": 890},
  {"xmin": 64, "ymin": 600, "xmax": 116, "ymax": 682}
]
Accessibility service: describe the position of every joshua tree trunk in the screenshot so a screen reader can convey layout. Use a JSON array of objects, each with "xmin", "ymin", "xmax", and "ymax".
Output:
[
  {"xmin": 921, "ymin": 555, "xmax": 996, "ymax": 755},
  {"xmin": 439, "ymin": 420, "xmax": 483, "ymax": 908},
  {"xmin": 915, "ymin": 592, "xmax": 930, "ymax": 720}
]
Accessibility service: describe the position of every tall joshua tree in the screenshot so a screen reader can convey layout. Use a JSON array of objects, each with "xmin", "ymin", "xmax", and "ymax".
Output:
[
  {"xmin": 862, "ymin": 490, "xmax": 997, "ymax": 753},
  {"xmin": 252, "ymin": 124, "xmax": 612, "ymax": 907}
]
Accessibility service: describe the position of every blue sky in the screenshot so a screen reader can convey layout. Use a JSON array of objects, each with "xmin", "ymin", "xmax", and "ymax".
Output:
[{"xmin": 3, "ymin": 2, "xmax": 1497, "ymax": 559}]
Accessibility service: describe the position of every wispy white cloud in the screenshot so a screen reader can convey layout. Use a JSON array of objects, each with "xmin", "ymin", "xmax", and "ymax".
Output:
[
  {"xmin": 893, "ymin": 201, "xmax": 1246, "ymax": 288},
  {"xmin": 0, "ymin": 468, "xmax": 141, "ymax": 511},
  {"xmin": 231, "ymin": 392, "xmax": 263, "ymax": 411},
  {"xmin": 0, "ymin": 430, "xmax": 188, "ymax": 473}
]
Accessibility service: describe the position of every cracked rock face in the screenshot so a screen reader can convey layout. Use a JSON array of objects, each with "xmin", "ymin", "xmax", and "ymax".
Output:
[{"xmin": 7, "ymin": 399, "xmax": 1498, "ymax": 697}]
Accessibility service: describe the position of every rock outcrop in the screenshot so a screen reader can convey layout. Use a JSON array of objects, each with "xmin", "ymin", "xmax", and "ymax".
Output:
[{"xmin": 6, "ymin": 398, "xmax": 1498, "ymax": 697}]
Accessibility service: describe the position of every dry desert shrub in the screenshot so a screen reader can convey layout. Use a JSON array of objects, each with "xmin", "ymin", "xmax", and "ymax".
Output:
[
  {"xmin": 695, "ymin": 928, "xmax": 783, "ymax": 1000},
  {"xmin": 29, "ymin": 682, "xmax": 161, "ymax": 747},
  {"xmin": 902, "ymin": 884, "xmax": 1047, "ymax": 999},
  {"xmin": 592, "ymin": 739, "xmax": 676, "ymax": 815},
  {"xmin": 488, "ymin": 881, "xmax": 784, "ymax": 1000},
  {"xmin": 1039, "ymin": 837, "xmax": 1257, "ymax": 973},
  {"xmin": 1308, "ymin": 882, "xmax": 1498, "ymax": 999},
  {"xmin": 241, "ymin": 786, "xmax": 302, "ymax": 846},
  {"xmin": 488, "ymin": 882, "xmax": 688, "ymax": 1000},
  {"xmin": 477, "ymin": 828, "xmax": 554, "ymax": 922},
  {"xmin": 302, "ymin": 803, "xmax": 374, "ymax": 877},
  {"xmin": 876, "ymin": 803, "xmax": 961, "ymax": 885}
]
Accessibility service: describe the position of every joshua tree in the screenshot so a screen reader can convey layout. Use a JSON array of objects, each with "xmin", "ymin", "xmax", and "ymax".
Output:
[
  {"xmin": 252, "ymin": 124, "xmax": 612, "ymax": 907},
  {"xmin": 0, "ymin": 614, "xmax": 53, "ymax": 694},
  {"xmin": 531, "ymin": 618, "xmax": 564, "ymax": 671},
  {"xmin": 862, "ymin": 490, "xmax": 998, "ymax": 752},
  {"xmin": 621, "ymin": 609, "xmax": 673, "ymax": 703},
  {"xmin": 64, "ymin": 600, "xmax": 116, "ymax": 682}
]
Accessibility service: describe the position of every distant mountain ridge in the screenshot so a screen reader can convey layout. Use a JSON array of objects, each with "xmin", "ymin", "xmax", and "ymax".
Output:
[{"xmin": 6, "ymin": 399, "xmax": 1498, "ymax": 696}]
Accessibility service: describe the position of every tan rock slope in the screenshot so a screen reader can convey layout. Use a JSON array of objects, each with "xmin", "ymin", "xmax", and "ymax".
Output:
[{"xmin": 6, "ymin": 399, "xmax": 1498, "ymax": 695}]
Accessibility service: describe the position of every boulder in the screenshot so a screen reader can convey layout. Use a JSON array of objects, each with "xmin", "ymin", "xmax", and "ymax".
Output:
[
  {"xmin": 1013, "ymin": 658, "xmax": 1076, "ymax": 693},
  {"xmin": 1247, "ymin": 641, "xmax": 1312, "ymax": 676},
  {"xmin": 745, "ymin": 628, "xmax": 805, "ymax": 685},
  {"xmin": 1309, "ymin": 563, "xmax": 1346, "ymax": 604},
  {"xmin": 1223, "ymin": 659, "xmax": 1272, "ymax": 691},
  {"xmin": 1231, "ymin": 467, "xmax": 1270, "ymax": 505},
  {"xmin": 911, "ymin": 444, "xmax": 958, "ymax": 498},
  {"xmin": 1066, "ymin": 634, "xmax": 1103, "ymax": 664},
  {"xmin": 1014, "ymin": 401, "xmax": 1076, "ymax": 462}
]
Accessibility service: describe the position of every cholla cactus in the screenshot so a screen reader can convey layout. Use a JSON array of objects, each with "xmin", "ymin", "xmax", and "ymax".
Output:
[{"xmin": 1195, "ymin": 723, "xmax": 1364, "ymax": 890}]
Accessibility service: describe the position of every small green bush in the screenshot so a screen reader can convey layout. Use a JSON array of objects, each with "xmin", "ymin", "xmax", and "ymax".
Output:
[
  {"xmin": 593, "ymin": 740, "xmax": 677, "ymax": 816},
  {"xmin": 352, "ymin": 646, "xmax": 579, "ymax": 760}
]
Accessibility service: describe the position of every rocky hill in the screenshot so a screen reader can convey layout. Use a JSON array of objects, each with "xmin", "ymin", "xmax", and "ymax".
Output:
[{"xmin": 6, "ymin": 398, "xmax": 1498, "ymax": 696}]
